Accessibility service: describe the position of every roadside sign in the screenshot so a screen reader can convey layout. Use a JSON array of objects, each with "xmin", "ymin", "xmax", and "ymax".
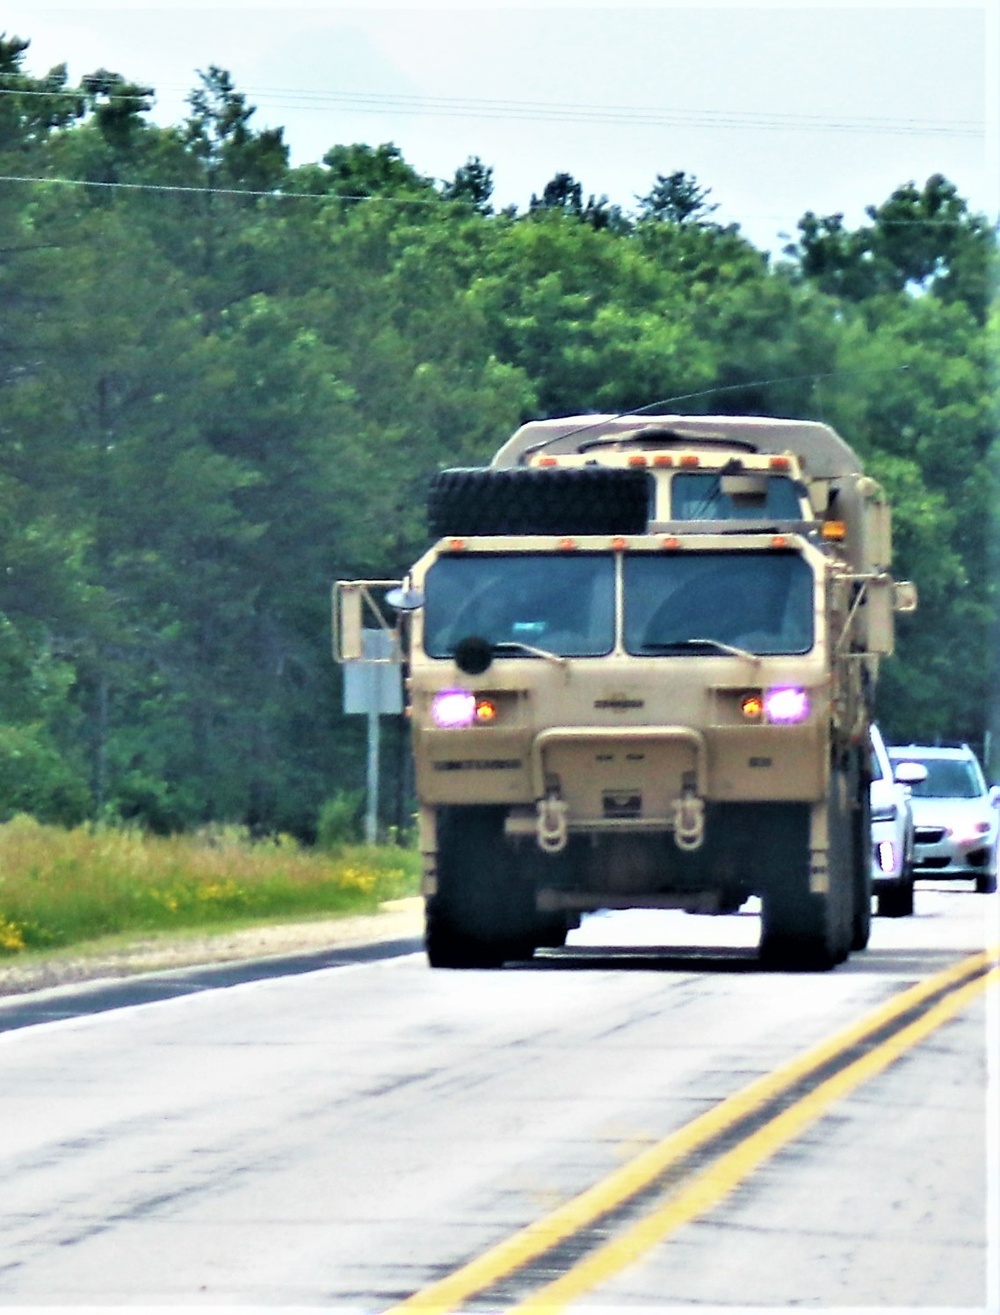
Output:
[{"xmin": 343, "ymin": 629, "xmax": 402, "ymax": 715}]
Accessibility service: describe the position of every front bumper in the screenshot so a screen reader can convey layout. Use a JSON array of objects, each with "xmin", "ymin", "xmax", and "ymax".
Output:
[{"xmin": 911, "ymin": 834, "xmax": 997, "ymax": 879}]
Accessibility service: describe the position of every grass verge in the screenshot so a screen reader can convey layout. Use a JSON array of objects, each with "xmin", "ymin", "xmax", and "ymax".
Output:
[{"xmin": 0, "ymin": 814, "xmax": 420, "ymax": 957}]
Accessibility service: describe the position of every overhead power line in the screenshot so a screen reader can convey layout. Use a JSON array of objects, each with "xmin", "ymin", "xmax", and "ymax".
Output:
[
  {"xmin": 241, "ymin": 88, "xmax": 986, "ymax": 138},
  {"xmin": 0, "ymin": 81, "xmax": 984, "ymax": 139},
  {"xmin": 0, "ymin": 173, "xmax": 990, "ymax": 231}
]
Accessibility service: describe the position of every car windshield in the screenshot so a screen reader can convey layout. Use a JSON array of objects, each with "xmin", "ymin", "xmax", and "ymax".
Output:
[
  {"xmin": 670, "ymin": 472, "xmax": 802, "ymax": 521},
  {"xmin": 623, "ymin": 551, "xmax": 814, "ymax": 656},
  {"xmin": 902, "ymin": 758, "xmax": 984, "ymax": 800},
  {"xmin": 423, "ymin": 553, "xmax": 615, "ymax": 658}
]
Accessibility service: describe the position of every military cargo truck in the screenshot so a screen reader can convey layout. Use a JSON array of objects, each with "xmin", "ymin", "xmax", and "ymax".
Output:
[{"xmin": 334, "ymin": 414, "xmax": 917, "ymax": 971}]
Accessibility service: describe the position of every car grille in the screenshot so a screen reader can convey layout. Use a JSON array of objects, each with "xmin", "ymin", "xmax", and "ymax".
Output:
[{"xmin": 914, "ymin": 826, "xmax": 947, "ymax": 844}]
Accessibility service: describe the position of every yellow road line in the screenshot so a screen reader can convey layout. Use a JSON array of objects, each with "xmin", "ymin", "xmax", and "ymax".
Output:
[
  {"xmin": 385, "ymin": 946, "xmax": 999, "ymax": 1315},
  {"xmin": 512, "ymin": 962, "xmax": 1000, "ymax": 1312}
]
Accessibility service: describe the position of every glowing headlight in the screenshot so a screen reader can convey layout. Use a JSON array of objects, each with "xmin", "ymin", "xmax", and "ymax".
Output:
[
  {"xmin": 877, "ymin": 840, "xmax": 897, "ymax": 873},
  {"xmin": 764, "ymin": 686, "xmax": 811, "ymax": 725},
  {"xmin": 431, "ymin": 689, "xmax": 476, "ymax": 728}
]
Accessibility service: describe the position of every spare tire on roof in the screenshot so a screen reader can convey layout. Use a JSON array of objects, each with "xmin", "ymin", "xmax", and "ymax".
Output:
[{"xmin": 427, "ymin": 466, "xmax": 651, "ymax": 537}]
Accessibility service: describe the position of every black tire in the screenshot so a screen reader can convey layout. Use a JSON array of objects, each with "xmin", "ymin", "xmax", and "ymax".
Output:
[
  {"xmin": 876, "ymin": 880, "xmax": 915, "ymax": 918},
  {"xmin": 760, "ymin": 771, "xmax": 853, "ymax": 972},
  {"xmin": 427, "ymin": 466, "xmax": 652, "ymax": 538},
  {"xmin": 760, "ymin": 885, "xmax": 840, "ymax": 971},
  {"xmin": 425, "ymin": 807, "xmax": 536, "ymax": 969},
  {"xmin": 425, "ymin": 898, "xmax": 506, "ymax": 969},
  {"xmin": 975, "ymin": 870, "xmax": 997, "ymax": 894},
  {"xmin": 851, "ymin": 771, "xmax": 873, "ymax": 950}
]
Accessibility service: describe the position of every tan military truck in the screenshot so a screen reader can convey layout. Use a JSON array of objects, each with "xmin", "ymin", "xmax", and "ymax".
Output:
[{"xmin": 334, "ymin": 413, "xmax": 917, "ymax": 971}]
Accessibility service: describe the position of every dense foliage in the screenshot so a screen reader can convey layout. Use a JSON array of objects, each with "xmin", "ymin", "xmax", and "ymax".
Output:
[{"xmin": 1, "ymin": 37, "xmax": 997, "ymax": 834}]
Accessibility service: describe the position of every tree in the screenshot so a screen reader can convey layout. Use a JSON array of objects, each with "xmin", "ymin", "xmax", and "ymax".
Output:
[
  {"xmin": 635, "ymin": 170, "xmax": 718, "ymax": 226},
  {"xmin": 183, "ymin": 66, "xmax": 288, "ymax": 193},
  {"xmin": 321, "ymin": 141, "xmax": 435, "ymax": 203},
  {"xmin": 527, "ymin": 172, "xmax": 625, "ymax": 231},
  {"xmin": 441, "ymin": 156, "xmax": 494, "ymax": 214},
  {"xmin": 788, "ymin": 175, "xmax": 996, "ymax": 321}
]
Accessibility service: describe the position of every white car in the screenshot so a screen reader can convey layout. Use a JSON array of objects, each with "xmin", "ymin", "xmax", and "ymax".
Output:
[
  {"xmin": 888, "ymin": 744, "xmax": 999, "ymax": 894},
  {"xmin": 870, "ymin": 724, "xmax": 925, "ymax": 917}
]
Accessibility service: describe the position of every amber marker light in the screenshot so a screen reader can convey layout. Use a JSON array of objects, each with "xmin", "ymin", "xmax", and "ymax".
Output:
[
  {"xmin": 557, "ymin": 537, "xmax": 578, "ymax": 550},
  {"xmin": 474, "ymin": 698, "xmax": 498, "ymax": 723},
  {"xmin": 680, "ymin": 454, "xmax": 700, "ymax": 467},
  {"xmin": 447, "ymin": 538, "xmax": 468, "ymax": 552},
  {"xmin": 611, "ymin": 536, "xmax": 628, "ymax": 551},
  {"xmin": 821, "ymin": 521, "xmax": 847, "ymax": 542},
  {"xmin": 661, "ymin": 536, "xmax": 680, "ymax": 550},
  {"xmin": 538, "ymin": 456, "xmax": 559, "ymax": 467},
  {"xmin": 741, "ymin": 693, "xmax": 764, "ymax": 719},
  {"xmin": 627, "ymin": 454, "xmax": 648, "ymax": 467},
  {"xmin": 770, "ymin": 455, "xmax": 792, "ymax": 471},
  {"xmin": 653, "ymin": 454, "xmax": 674, "ymax": 467}
]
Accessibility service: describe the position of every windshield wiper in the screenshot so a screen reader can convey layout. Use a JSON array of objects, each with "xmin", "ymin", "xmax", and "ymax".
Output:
[
  {"xmin": 492, "ymin": 640, "xmax": 569, "ymax": 668},
  {"xmin": 640, "ymin": 637, "xmax": 761, "ymax": 663},
  {"xmin": 452, "ymin": 633, "xmax": 569, "ymax": 674}
]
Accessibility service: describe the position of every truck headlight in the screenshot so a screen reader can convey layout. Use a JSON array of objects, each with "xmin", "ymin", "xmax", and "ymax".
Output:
[
  {"xmin": 432, "ymin": 689, "xmax": 477, "ymax": 728},
  {"xmin": 431, "ymin": 690, "xmax": 498, "ymax": 728},
  {"xmin": 763, "ymin": 686, "xmax": 811, "ymax": 724}
]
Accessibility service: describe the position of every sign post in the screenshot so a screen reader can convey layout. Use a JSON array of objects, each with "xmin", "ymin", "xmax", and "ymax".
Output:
[{"xmin": 342, "ymin": 628, "xmax": 402, "ymax": 843}]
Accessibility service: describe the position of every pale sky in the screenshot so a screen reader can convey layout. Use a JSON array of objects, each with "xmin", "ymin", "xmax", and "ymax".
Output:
[{"xmin": 3, "ymin": 2, "xmax": 997, "ymax": 254}]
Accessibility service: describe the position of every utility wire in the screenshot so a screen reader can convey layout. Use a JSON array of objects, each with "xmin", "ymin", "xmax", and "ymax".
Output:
[
  {"xmin": 0, "ymin": 82, "xmax": 984, "ymax": 138},
  {"xmin": 0, "ymin": 173, "xmax": 992, "ymax": 232},
  {"xmin": 0, "ymin": 172, "xmax": 990, "ymax": 229}
]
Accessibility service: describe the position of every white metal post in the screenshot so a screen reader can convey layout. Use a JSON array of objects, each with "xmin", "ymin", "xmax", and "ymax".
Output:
[{"xmin": 365, "ymin": 707, "xmax": 381, "ymax": 844}]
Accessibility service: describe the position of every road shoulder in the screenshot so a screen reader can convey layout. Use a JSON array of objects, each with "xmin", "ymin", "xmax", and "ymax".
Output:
[{"xmin": 0, "ymin": 897, "xmax": 425, "ymax": 998}]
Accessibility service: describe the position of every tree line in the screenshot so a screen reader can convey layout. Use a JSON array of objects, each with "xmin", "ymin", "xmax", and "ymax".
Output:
[{"xmin": 1, "ymin": 36, "xmax": 997, "ymax": 836}]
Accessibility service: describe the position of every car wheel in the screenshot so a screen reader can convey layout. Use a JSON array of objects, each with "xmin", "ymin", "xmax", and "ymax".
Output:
[{"xmin": 974, "ymin": 870, "xmax": 997, "ymax": 895}]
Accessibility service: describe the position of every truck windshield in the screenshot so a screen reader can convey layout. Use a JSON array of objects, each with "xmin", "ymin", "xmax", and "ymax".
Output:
[
  {"xmin": 623, "ymin": 551, "xmax": 814, "ymax": 656},
  {"xmin": 671, "ymin": 472, "xmax": 803, "ymax": 520},
  {"xmin": 424, "ymin": 553, "xmax": 615, "ymax": 658}
]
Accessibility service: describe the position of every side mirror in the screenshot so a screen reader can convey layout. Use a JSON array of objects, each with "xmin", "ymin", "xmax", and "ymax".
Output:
[
  {"xmin": 989, "ymin": 786, "xmax": 1000, "ymax": 808},
  {"xmin": 334, "ymin": 582, "xmax": 365, "ymax": 661},
  {"xmin": 894, "ymin": 761, "xmax": 928, "ymax": 786},
  {"xmin": 893, "ymin": 580, "xmax": 919, "ymax": 614},
  {"xmin": 332, "ymin": 580, "xmax": 403, "ymax": 662},
  {"xmin": 863, "ymin": 575, "xmax": 895, "ymax": 656},
  {"xmin": 386, "ymin": 586, "xmax": 425, "ymax": 613}
]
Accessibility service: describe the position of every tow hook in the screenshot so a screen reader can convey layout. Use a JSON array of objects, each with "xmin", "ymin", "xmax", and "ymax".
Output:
[
  {"xmin": 672, "ymin": 791, "xmax": 705, "ymax": 852},
  {"xmin": 537, "ymin": 795, "xmax": 569, "ymax": 854}
]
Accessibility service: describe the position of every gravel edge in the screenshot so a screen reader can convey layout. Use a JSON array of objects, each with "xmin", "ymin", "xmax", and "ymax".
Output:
[{"xmin": 0, "ymin": 898, "xmax": 425, "ymax": 998}]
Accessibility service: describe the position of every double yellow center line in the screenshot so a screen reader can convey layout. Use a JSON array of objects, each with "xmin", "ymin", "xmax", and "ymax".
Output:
[{"xmin": 386, "ymin": 946, "xmax": 999, "ymax": 1313}]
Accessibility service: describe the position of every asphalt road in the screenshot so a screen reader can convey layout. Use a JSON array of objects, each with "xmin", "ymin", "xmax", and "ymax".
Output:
[{"xmin": 0, "ymin": 883, "xmax": 996, "ymax": 1312}]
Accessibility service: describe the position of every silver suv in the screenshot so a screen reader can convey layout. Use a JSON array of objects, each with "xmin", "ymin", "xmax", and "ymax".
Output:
[{"xmin": 888, "ymin": 744, "xmax": 999, "ymax": 894}]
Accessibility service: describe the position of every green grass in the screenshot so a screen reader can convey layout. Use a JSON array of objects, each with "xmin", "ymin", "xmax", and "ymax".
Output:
[{"xmin": 0, "ymin": 814, "xmax": 420, "ymax": 956}]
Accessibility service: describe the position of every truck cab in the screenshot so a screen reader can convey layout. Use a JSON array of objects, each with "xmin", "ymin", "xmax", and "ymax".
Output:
[{"xmin": 335, "ymin": 414, "xmax": 917, "ymax": 971}]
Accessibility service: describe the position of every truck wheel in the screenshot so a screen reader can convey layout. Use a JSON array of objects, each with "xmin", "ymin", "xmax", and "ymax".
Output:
[
  {"xmin": 760, "ymin": 782, "xmax": 852, "ymax": 971},
  {"xmin": 760, "ymin": 886, "xmax": 840, "ymax": 971},
  {"xmin": 427, "ymin": 466, "xmax": 651, "ymax": 538},
  {"xmin": 425, "ymin": 898, "xmax": 506, "ymax": 969},
  {"xmin": 425, "ymin": 807, "xmax": 536, "ymax": 969},
  {"xmin": 876, "ymin": 880, "xmax": 914, "ymax": 918},
  {"xmin": 850, "ymin": 774, "xmax": 873, "ymax": 949}
]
